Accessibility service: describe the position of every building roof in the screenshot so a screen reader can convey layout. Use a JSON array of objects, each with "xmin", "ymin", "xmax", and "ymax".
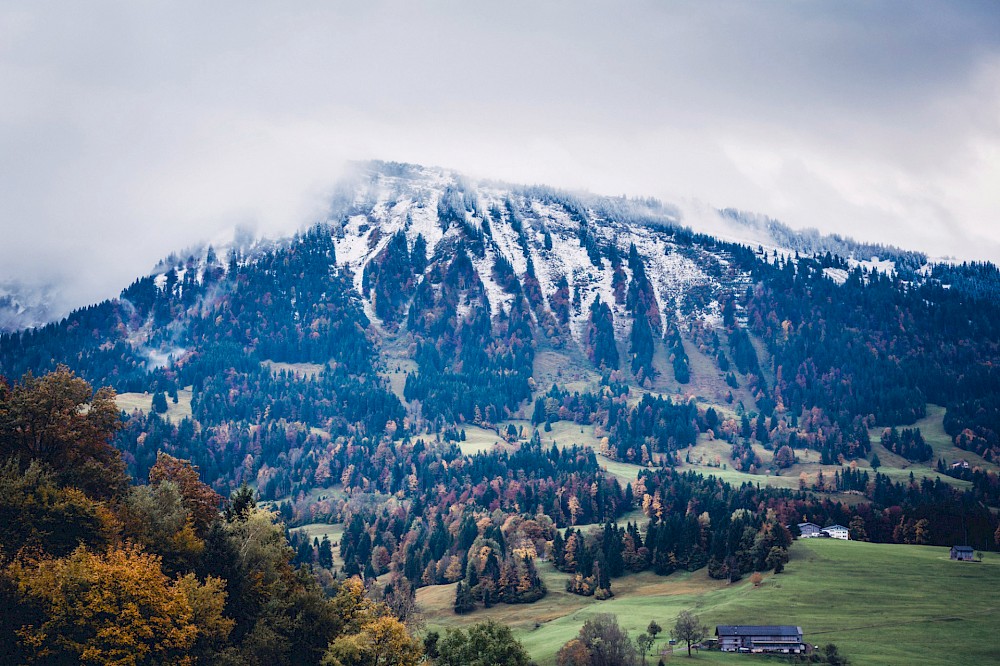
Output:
[
  {"xmin": 952, "ymin": 545, "xmax": 974, "ymax": 552},
  {"xmin": 822, "ymin": 524, "xmax": 847, "ymax": 531},
  {"xmin": 798, "ymin": 522, "xmax": 820, "ymax": 529},
  {"xmin": 716, "ymin": 625, "xmax": 802, "ymax": 637}
]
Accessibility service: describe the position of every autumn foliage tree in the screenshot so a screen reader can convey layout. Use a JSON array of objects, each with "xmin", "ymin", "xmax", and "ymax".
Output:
[
  {"xmin": 149, "ymin": 453, "xmax": 222, "ymax": 537},
  {"xmin": 0, "ymin": 366, "xmax": 127, "ymax": 499},
  {"xmin": 0, "ymin": 459, "xmax": 118, "ymax": 558},
  {"xmin": 436, "ymin": 620, "xmax": 530, "ymax": 666},
  {"xmin": 557, "ymin": 613, "xmax": 638, "ymax": 666},
  {"xmin": 7, "ymin": 544, "xmax": 231, "ymax": 665},
  {"xmin": 322, "ymin": 615, "xmax": 422, "ymax": 666},
  {"xmin": 119, "ymin": 481, "xmax": 205, "ymax": 576}
]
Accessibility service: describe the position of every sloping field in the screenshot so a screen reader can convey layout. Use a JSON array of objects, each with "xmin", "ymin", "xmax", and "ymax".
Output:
[{"xmin": 418, "ymin": 539, "xmax": 1000, "ymax": 666}]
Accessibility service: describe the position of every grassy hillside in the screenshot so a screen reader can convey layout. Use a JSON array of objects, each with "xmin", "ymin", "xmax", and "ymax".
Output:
[
  {"xmin": 867, "ymin": 403, "xmax": 999, "ymax": 483},
  {"xmin": 512, "ymin": 399, "xmax": 987, "ymax": 493},
  {"xmin": 260, "ymin": 360, "xmax": 325, "ymax": 378},
  {"xmin": 115, "ymin": 386, "xmax": 193, "ymax": 422},
  {"xmin": 418, "ymin": 539, "xmax": 1000, "ymax": 666}
]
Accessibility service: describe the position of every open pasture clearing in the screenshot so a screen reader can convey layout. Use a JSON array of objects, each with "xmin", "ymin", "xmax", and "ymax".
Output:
[
  {"xmin": 419, "ymin": 539, "xmax": 1000, "ymax": 666},
  {"xmin": 289, "ymin": 523, "xmax": 345, "ymax": 568},
  {"xmin": 116, "ymin": 386, "xmax": 193, "ymax": 422},
  {"xmin": 867, "ymin": 403, "xmax": 998, "ymax": 480}
]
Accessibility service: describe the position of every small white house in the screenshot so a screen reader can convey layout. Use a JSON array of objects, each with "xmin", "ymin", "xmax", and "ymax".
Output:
[
  {"xmin": 798, "ymin": 522, "xmax": 822, "ymax": 538},
  {"xmin": 822, "ymin": 524, "xmax": 849, "ymax": 540}
]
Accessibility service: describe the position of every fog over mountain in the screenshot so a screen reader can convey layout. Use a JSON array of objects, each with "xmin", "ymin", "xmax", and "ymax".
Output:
[{"xmin": 1, "ymin": 2, "xmax": 999, "ymax": 323}]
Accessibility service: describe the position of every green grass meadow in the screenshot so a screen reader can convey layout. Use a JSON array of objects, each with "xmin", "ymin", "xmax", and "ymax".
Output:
[{"xmin": 419, "ymin": 539, "xmax": 1000, "ymax": 666}]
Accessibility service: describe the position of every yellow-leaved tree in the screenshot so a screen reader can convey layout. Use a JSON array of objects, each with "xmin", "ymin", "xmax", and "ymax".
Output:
[
  {"xmin": 322, "ymin": 615, "xmax": 423, "ymax": 666},
  {"xmin": 9, "ymin": 544, "xmax": 231, "ymax": 665},
  {"xmin": 320, "ymin": 577, "xmax": 423, "ymax": 666}
]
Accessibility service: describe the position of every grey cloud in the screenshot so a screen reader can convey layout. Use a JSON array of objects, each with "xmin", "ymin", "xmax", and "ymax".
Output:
[{"xmin": 1, "ymin": 1, "xmax": 999, "ymax": 316}]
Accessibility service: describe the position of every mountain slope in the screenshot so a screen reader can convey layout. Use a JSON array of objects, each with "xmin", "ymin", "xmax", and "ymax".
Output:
[
  {"xmin": 3, "ymin": 161, "xmax": 999, "ymax": 637},
  {"xmin": 2, "ymin": 161, "xmax": 1000, "ymax": 494}
]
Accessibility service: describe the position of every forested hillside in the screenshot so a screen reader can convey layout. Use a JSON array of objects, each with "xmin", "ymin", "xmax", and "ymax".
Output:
[
  {"xmin": 3, "ymin": 162, "xmax": 1000, "ymax": 663},
  {"xmin": 0, "ymin": 368, "xmax": 426, "ymax": 665}
]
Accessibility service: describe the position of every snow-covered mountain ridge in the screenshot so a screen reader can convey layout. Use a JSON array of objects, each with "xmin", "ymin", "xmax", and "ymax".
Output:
[
  {"xmin": 327, "ymin": 163, "xmax": 719, "ymax": 343},
  {"xmin": 311, "ymin": 162, "xmax": 923, "ymax": 350},
  {"xmin": 0, "ymin": 160, "xmax": 935, "ymax": 335}
]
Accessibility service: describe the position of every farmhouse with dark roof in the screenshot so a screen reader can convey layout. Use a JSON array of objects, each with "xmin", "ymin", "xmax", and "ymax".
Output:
[
  {"xmin": 950, "ymin": 545, "xmax": 974, "ymax": 561},
  {"xmin": 797, "ymin": 522, "xmax": 822, "ymax": 538},
  {"xmin": 715, "ymin": 625, "xmax": 804, "ymax": 653}
]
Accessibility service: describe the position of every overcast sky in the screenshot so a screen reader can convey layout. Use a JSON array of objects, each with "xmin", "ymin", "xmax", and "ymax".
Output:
[{"xmin": 2, "ymin": 1, "xmax": 999, "ymax": 310}]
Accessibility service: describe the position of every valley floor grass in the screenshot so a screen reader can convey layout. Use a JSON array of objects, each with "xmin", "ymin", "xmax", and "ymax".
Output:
[{"xmin": 418, "ymin": 539, "xmax": 1000, "ymax": 666}]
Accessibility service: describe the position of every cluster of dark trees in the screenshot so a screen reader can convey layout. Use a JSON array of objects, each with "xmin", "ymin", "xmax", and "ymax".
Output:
[
  {"xmin": 665, "ymin": 325, "xmax": 690, "ymax": 385},
  {"xmin": 625, "ymin": 469, "xmax": 793, "ymax": 582},
  {"xmin": 727, "ymin": 325, "xmax": 771, "ymax": 411},
  {"xmin": 453, "ymin": 537, "xmax": 546, "ymax": 612},
  {"xmin": 623, "ymin": 244, "xmax": 662, "ymax": 384},
  {"xmin": 403, "ymin": 241, "xmax": 534, "ymax": 426},
  {"xmin": 551, "ymin": 523, "xmax": 628, "ymax": 599},
  {"xmin": 729, "ymin": 438, "xmax": 763, "ymax": 473},
  {"xmin": 531, "ymin": 383, "xmax": 627, "ymax": 428},
  {"xmin": 585, "ymin": 295, "xmax": 619, "ymax": 371},
  {"xmin": 605, "ymin": 394, "xmax": 700, "ymax": 465},
  {"xmin": 362, "ymin": 230, "xmax": 426, "ymax": 325},
  {"xmin": 880, "ymin": 427, "xmax": 932, "ymax": 462}
]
